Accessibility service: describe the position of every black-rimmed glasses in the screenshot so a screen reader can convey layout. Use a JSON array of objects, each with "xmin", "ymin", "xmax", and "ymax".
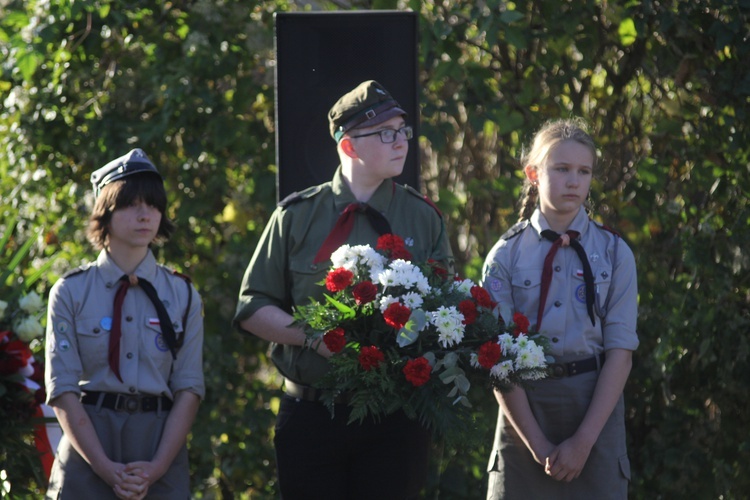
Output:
[{"xmin": 349, "ymin": 126, "xmax": 413, "ymax": 144}]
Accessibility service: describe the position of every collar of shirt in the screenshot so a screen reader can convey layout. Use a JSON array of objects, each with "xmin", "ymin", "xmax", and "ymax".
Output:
[
  {"xmin": 331, "ymin": 165, "xmax": 394, "ymax": 215},
  {"xmin": 97, "ymin": 249, "xmax": 159, "ymax": 285},
  {"xmin": 530, "ymin": 206, "xmax": 590, "ymax": 239}
]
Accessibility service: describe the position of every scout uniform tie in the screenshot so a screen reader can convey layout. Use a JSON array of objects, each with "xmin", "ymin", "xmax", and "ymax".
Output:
[
  {"xmin": 109, "ymin": 274, "xmax": 179, "ymax": 382},
  {"xmin": 313, "ymin": 202, "xmax": 392, "ymax": 264},
  {"xmin": 537, "ymin": 229, "xmax": 596, "ymax": 331}
]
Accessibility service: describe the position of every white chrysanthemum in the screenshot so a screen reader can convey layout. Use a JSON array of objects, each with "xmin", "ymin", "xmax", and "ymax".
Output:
[
  {"xmin": 497, "ymin": 333, "xmax": 514, "ymax": 353},
  {"xmin": 515, "ymin": 341, "xmax": 547, "ymax": 370},
  {"xmin": 469, "ymin": 352, "xmax": 480, "ymax": 369},
  {"xmin": 414, "ymin": 273, "xmax": 431, "ymax": 295},
  {"xmin": 490, "ymin": 360, "xmax": 514, "ymax": 381},
  {"xmin": 331, "ymin": 244, "xmax": 387, "ymax": 278},
  {"xmin": 452, "ymin": 278, "xmax": 474, "ymax": 296},
  {"xmin": 430, "ymin": 306, "xmax": 466, "ymax": 347},
  {"xmin": 15, "ymin": 316, "xmax": 44, "ymax": 342},
  {"xmin": 401, "ymin": 292, "xmax": 423, "ymax": 309},
  {"xmin": 18, "ymin": 291, "xmax": 43, "ymax": 313},
  {"xmin": 378, "ymin": 268, "xmax": 399, "ymax": 289},
  {"xmin": 510, "ymin": 333, "xmax": 530, "ymax": 354},
  {"xmin": 379, "ymin": 295, "xmax": 399, "ymax": 313}
]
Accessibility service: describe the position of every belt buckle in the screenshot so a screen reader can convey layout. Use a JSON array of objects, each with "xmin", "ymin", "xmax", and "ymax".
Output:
[
  {"xmin": 548, "ymin": 363, "xmax": 567, "ymax": 379},
  {"xmin": 115, "ymin": 394, "xmax": 140, "ymax": 413}
]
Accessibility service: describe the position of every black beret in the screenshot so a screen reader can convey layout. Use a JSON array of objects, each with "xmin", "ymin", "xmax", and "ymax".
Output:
[
  {"xmin": 328, "ymin": 80, "xmax": 407, "ymax": 142},
  {"xmin": 90, "ymin": 148, "xmax": 162, "ymax": 196}
]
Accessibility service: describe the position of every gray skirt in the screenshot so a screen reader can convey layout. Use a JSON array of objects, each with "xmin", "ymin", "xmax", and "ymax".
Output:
[
  {"xmin": 45, "ymin": 403, "xmax": 189, "ymax": 499},
  {"xmin": 486, "ymin": 369, "xmax": 631, "ymax": 500}
]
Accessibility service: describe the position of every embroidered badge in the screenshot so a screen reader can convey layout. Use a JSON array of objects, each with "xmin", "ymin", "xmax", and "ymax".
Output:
[
  {"xmin": 575, "ymin": 284, "xmax": 587, "ymax": 303},
  {"xmin": 154, "ymin": 334, "xmax": 169, "ymax": 352},
  {"xmin": 490, "ymin": 279, "xmax": 503, "ymax": 292},
  {"xmin": 589, "ymin": 252, "xmax": 600, "ymax": 263},
  {"xmin": 100, "ymin": 316, "xmax": 112, "ymax": 331},
  {"xmin": 148, "ymin": 317, "xmax": 161, "ymax": 327},
  {"xmin": 404, "ymin": 237, "xmax": 414, "ymax": 247},
  {"xmin": 575, "ymin": 269, "xmax": 584, "ymax": 278}
]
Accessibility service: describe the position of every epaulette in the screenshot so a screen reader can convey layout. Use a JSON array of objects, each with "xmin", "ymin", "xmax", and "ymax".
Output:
[
  {"xmin": 171, "ymin": 269, "xmax": 192, "ymax": 284},
  {"xmin": 62, "ymin": 262, "xmax": 93, "ymax": 279},
  {"xmin": 592, "ymin": 219, "xmax": 621, "ymax": 237},
  {"xmin": 278, "ymin": 185, "xmax": 325, "ymax": 209},
  {"xmin": 403, "ymin": 184, "xmax": 443, "ymax": 218},
  {"xmin": 501, "ymin": 220, "xmax": 530, "ymax": 241}
]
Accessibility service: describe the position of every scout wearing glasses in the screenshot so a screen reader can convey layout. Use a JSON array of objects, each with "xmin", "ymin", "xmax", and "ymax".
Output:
[
  {"xmin": 481, "ymin": 119, "xmax": 638, "ymax": 499},
  {"xmin": 234, "ymin": 80, "xmax": 453, "ymax": 499},
  {"xmin": 45, "ymin": 149, "xmax": 204, "ymax": 499}
]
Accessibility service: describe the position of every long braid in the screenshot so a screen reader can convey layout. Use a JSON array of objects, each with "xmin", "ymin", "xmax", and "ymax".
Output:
[{"xmin": 518, "ymin": 182, "xmax": 538, "ymax": 222}]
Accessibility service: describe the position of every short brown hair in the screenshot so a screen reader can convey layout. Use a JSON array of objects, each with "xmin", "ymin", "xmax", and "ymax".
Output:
[{"xmin": 87, "ymin": 174, "xmax": 175, "ymax": 250}]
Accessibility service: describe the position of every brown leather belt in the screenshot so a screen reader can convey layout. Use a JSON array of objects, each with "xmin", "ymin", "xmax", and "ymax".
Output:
[
  {"xmin": 547, "ymin": 353, "xmax": 606, "ymax": 379},
  {"xmin": 81, "ymin": 391, "xmax": 173, "ymax": 413},
  {"xmin": 284, "ymin": 379, "xmax": 350, "ymax": 404}
]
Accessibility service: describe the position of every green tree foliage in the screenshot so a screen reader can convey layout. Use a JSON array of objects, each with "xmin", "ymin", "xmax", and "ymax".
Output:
[{"xmin": 1, "ymin": 0, "xmax": 748, "ymax": 498}]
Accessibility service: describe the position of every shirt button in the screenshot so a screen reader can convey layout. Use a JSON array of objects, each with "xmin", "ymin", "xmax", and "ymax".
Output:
[
  {"xmin": 128, "ymin": 387, "xmax": 136, "ymax": 393},
  {"xmin": 554, "ymin": 266, "xmax": 561, "ymax": 272},
  {"xmin": 126, "ymin": 316, "xmax": 133, "ymax": 322},
  {"xmin": 552, "ymin": 337, "xmax": 560, "ymax": 343},
  {"xmin": 524, "ymin": 280, "xmax": 531, "ymax": 286},
  {"xmin": 93, "ymin": 327, "xmax": 100, "ymax": 334},
  {"xmin": 126, "ymin": 352, "xmax": 133, "ymax": 359},
  {"xmin": 554, "ymin": 301, "xmax": 562, "ymax": 307}
]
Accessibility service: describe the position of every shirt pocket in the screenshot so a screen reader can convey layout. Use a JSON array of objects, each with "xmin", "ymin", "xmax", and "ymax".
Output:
[
  {"xmin": 289, "ymin": 257, "xmax": 328, "ymax": 305},
  {"xmin": 76, "ymin": 316, "xmax": 111, "ymax": 374},
  {"xmin": 510, "ymin": 268, "xmax": 542, "ymax": 313},
  {"xmin": 142, "ymin": 316, "xmax": 183, "ymax": 363}
]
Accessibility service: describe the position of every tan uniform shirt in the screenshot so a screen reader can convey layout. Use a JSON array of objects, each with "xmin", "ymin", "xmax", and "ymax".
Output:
[
  {"xmin": 45, "ymin": 250, "xmax": 205, "ymax": 401},
  {"xmin": 234, "ymin": 166, "xmax": 453, "ymax": 386},
  {"xmin": 482, "ymin": 207, "xmax": 639, "ymax": 359}
]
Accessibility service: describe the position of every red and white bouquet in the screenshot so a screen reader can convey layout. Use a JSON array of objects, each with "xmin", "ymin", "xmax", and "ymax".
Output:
[{"xmin": 293, "ymin": 234, "xmax": 550, "ymax": 438}]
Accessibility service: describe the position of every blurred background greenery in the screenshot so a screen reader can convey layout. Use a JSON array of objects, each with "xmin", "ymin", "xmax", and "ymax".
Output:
[{"xmin": 1, "ymin": 0, "xmax": 748, "ymax": 498}]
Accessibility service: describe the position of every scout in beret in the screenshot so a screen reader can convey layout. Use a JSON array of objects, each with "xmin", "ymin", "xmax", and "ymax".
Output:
[
  {"xmin": 234, "ymin": 81, "xmax": 453, "ymax": 498},
  {"xmin": 45, "ymin": 148, "xmax": 205, "ymax": 499}
]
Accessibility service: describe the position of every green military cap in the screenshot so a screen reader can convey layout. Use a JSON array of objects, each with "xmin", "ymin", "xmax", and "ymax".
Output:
[
  {"xmin": 328, "ymin": 80, "xmax": 407, "ymax": 143},
  {"xmin": 90, "ymin": 148, "xmax": 163, "ymax": 197}
]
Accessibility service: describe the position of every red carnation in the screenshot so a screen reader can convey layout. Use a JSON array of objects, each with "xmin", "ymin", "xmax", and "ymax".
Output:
[
  {"xmin": 477, "ymin": 341, "xmax": 502, "ymax": 369},
  {"xmin": 403, "ymin": 357, "xmax": 432, "ymax": 387},
  {"xmin": 358, "ymin": 346, "xmax": 384, "ymax": 371},
  {"xmin": 458, "ymin": 299, "xmax": 478, "ymax": 325},
  {"xmin": 513, "ymin": 312, "xmax": 530, "ymax": 337},
  {"xmin": 390, "ymin": 246, "xmax": 413, "ymax": 261},
  {"xmin": 352, "ymin": 281, "xmax": 378, "ymax": 305},
  {"xmin": 427, "ymin": 259, "xmax": 449, "ymax": 280},
  {"xmin": 0, "ymin": 339, "xmax": 33, "ymax": 376},
  {"xmin": 325, "ymin": 267, "xmax": 354, "ymax": 292},
  {"xmin": 376, "ymin": 234, "xmax": 406, "ymax": 253},
  {"xmin": 470, "ymin": 285, "xmax": 495, "ymax": 309},
  {"xmin": 383, "ymin": 302, "xmax": 411, "ymax": 329},
  {"xmin": 323, "ymin": 327, "xmax": 346, "ymax": 354}
]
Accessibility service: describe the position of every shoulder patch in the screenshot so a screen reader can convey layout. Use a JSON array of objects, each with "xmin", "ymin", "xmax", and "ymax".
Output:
[
  {"xmin": 62, "ymin": 262, "xmax": 92, "ymax": 279},
  {"xmin": 501, "ymin": 220, "xmax": 529, "ymax": 241},
  {"xmin": 278, "ymin": 185, "xmax": 325, "ymax": 209},
  {"xmin": 402, "ymin": 184, "xmax": 443, "ymax": 218}
]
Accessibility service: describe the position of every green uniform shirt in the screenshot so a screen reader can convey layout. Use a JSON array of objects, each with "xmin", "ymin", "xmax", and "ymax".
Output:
[{"xmin": 234, "ymin": 166, "xmax": 453, "ymax": 386}]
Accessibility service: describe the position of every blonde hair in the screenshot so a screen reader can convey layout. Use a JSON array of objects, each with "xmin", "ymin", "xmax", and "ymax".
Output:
[{"xmin": 518, "ymin": 117, "xmax": 597, "ymax": 221}]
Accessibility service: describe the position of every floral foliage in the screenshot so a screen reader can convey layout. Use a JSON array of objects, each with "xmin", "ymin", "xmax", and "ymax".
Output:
[{"xmin": 293, "ymin": 234, "xmax": 550, "ymax": 439}]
